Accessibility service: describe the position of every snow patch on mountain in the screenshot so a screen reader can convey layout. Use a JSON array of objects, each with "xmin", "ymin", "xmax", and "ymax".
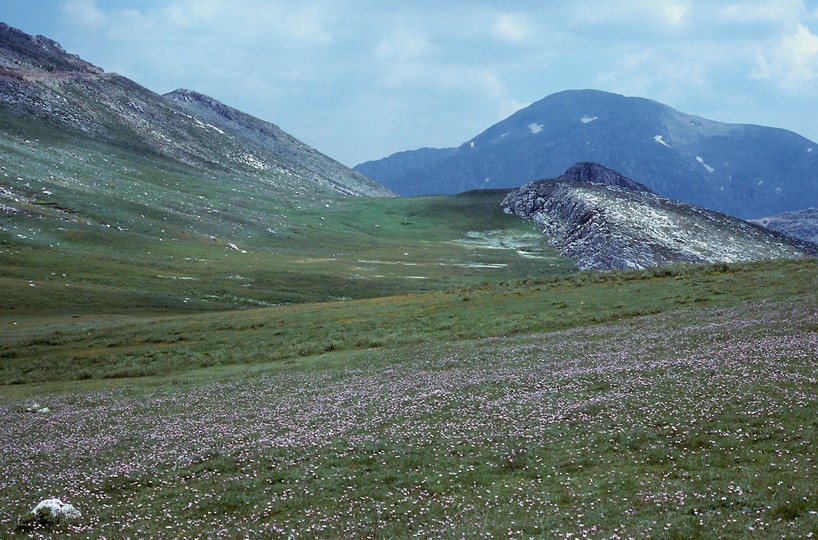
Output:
[
  {"xmin": 654, "ymin": 135, "xmax": 670, "ymax": 147},
  {"xmin": 696, "ymin": 156, "xmax": 715, "ymax": 173},
  {"xmin": 528, "ymin": 123, "xmax": 543, "ymax": 134},
  {"xmin": 580, "ymin": 116, "xmax": 598, "ymax": 124}
]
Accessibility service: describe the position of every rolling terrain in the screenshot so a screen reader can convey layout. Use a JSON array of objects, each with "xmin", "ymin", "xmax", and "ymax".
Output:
[
  {"xmin": 356, "ymin": 89, "xmax": 818, "ymax": 219},
  {"xmin": 2, "ymin": 22, "xmax": 818, "ymax": 539},
  {"xmin": 2, "ymin": 22, "xmax": 566, "ymax": 315}
]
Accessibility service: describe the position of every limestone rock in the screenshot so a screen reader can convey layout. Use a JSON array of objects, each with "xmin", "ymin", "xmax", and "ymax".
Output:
[
  {"xmin": 502, "ymin": 163, "xmax": 818, "ymax": 271},
  {"xmin": 31, "ymin": 498, "xmax": 81, "ymax": 520}
]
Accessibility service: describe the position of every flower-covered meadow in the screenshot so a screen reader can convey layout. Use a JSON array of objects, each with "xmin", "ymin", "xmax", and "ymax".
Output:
[{"xmin": 2, "ymin": 297, "xmax": 816, "ymax": 538}]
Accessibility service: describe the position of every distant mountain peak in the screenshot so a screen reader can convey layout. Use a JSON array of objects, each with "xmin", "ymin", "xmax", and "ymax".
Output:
[{"xmin": 356, "ymin": 89, "xmax": 818, "ymax": 219}]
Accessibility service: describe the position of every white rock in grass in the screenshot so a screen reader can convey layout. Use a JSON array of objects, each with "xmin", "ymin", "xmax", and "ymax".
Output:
[
  {"xmin": 31, "ymin": 499, "xmax": 81, "ymax": 520},
  {"xmin": 25, "ymin": 403, "xmax": 50, "ymax": 413}
]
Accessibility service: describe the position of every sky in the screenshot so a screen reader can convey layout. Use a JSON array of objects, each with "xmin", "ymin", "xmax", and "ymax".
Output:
[{"xmin": 2, "ymin": 1, "xmax": 818, "ymax": 167}]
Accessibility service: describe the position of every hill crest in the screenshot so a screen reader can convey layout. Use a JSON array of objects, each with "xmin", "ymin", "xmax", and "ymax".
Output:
[{"xmin": 502, "ymin": 163, "xmax": 818, "ymax": 271}]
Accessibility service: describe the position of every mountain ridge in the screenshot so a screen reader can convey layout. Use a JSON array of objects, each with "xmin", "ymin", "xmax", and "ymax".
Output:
[
  {"xmin": 163, "ymin": 89, "xmax": 384, "ymax": 196},
  {"xmin": 356, "ymin": 89, "xmax": 818, "ymax": 219},
  {"xmin": 0, "ymin": 23, "xmax": 391, "ymax": 199}
]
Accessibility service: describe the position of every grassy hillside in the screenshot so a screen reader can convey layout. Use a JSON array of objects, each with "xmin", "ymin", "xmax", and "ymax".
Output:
[
  {"xmin": 2, "ymin": 105, "xmax": 574, "ymax": 317},
  {"xmin": 3, "ymin": 84, "xmax": 818, "ymax": 539},
  {"xmin": 1, "ymin": 260, "xmax": 817, "ymax": 537},
  {"xmin": 0, "ymin": 258, "xmax": 815, "ymax": 385},
  {"xmin": 1, "ymin": 189, "xmax": 572, "ymax": 317}
]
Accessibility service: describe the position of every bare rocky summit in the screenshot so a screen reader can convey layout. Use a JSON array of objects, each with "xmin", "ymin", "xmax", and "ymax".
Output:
[
  {"xmin": 502, "ymin": 163, "xmax": 818, "ymax": 271},
  {"xmin": 0, "ymin": 22, "xmax": 102, "ymax": 75}
]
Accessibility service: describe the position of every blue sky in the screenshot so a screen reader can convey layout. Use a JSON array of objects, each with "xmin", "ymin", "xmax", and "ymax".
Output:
[{"xmin": 3, "ymin": 1, "xmax": 818, "ymax": 166}]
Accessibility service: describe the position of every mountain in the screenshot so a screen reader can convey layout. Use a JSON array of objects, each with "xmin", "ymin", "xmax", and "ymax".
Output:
[
  {"xmin": 502, "ymin": 163, "xmax": 818, "ymax": 271},
  {"xmin": 0, "ymin": 22, "xmax": 391, "ymax": 199},
  {"xmin": 356, "ymin": 89, "xmax": 818, "ymax": 219},
  {"xmin": 163, "ymin": 89, "xmax": 386, "ymax": 197},
  {"xmin": 752, "ymin": 208, "xmax": 818, "ymax": 245}
]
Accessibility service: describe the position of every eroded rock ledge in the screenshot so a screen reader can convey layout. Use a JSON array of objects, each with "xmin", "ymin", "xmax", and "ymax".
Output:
[{"xmin": 502, "ymin": 163, "xmax": 817, "ymax": 271}]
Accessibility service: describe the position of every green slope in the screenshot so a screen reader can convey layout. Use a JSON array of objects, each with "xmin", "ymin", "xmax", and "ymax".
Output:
[{"xmin": 1, "ymin": 102, "xmax": 574, "ymax": 319}]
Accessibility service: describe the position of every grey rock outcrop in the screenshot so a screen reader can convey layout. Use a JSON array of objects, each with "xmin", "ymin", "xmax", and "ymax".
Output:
[
  {"xmin": 562, "ymin": 162, "xmax": 654, "ymax": 193},
  {"xmin": 31, "ymin": 499, "xmax": 81, "ymax": 520},
  {"xmin": 752, "ymin": 208, "xmax": 818, "ymax": 245},
  {"xmin": 502, "ymin": 163, "xmax": 818, "ymax": 271}
]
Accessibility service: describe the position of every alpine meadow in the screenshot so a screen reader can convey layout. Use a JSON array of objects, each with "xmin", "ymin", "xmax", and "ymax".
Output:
[{"xmin": 2, "ymin": 21, "xmax": 818, "ymax": 539}]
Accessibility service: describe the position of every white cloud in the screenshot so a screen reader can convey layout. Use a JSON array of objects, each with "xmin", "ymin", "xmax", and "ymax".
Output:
[
  {"xmin": 286, "ymin": 8, "xmax": 334, "ymax": 45},
  {"xmin": 60, "ymin": 0, "xmax": 106, "ymax": 27},
  {"xmin": 35, "ymin": 1, "xmax": 818, "ymax": 163},
  {"xmin": 661, "ymin": 2, "xmax": 690, "ymax": 27},
  {"xmin": 492, "ymin": 14, "xmax": 531, "ymax": 43},
  {"xmin": 570, "ymin": 0, "xmax": 691, "ymax": 31},
  {"xmin": 375, "ymin": 32, "xmax": 432, "ymax": 61},
  {"xmin": 752, "ymin": 23, "xmax": 818, "ymax": 88},
  {"xmin": 162, "ymin": 0, "xmax": 225, "ymax": 28},
  {"xmin": 718, "ymin": 0, "xmax": 806, "ymax": 25},
  {"xmin": 596, "ymin": 49, "xmax": 709, "ymax": 103}
]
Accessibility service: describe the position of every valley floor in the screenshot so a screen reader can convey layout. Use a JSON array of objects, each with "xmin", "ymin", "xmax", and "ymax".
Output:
[{"xmin": 2, "ymin": 291, "xmax": 817, "ymax": 538}]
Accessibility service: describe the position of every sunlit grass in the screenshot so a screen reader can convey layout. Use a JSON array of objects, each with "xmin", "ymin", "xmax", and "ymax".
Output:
[
  {"xmin": 1, "ymin": 295, "xmax": 816, "ymax": 537},
  {"xmin": 1, "ymin": 258, "xmax": 815, "ymax": 385},
  {"xmin": 3, "ymin": 72, "xmax": 818, "ymax": 538}
]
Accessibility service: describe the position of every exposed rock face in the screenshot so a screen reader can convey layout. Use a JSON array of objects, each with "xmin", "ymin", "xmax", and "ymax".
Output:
[
  {"xmin": 357, "ymin": 89, "xmax": 818, "ymax": 218},
  {"xmin": 0, "ymin": 22, "xmax": 102, "ymax": 75},
  {"xmin": 502, "ymin": 163, "xmax": 818, "ymax": 271},
  {"xmin": 752, "ymin": 209, "xmax": 818, "ymax": 245},
  {"xmin": 562, "ymin": 162, "xmax": 654, "ymax": 193}
]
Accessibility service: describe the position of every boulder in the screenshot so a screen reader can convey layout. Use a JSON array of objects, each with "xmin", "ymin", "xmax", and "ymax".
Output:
[
  {"xmin": 31, "ymin": 499, "xmax": 81, "ymax": 520},
  {"xmin": 562, "ymin": 162, "xmax": 655, "ymax": 193}
]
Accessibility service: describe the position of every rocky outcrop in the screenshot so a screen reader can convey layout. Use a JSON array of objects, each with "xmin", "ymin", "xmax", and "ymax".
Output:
[
  {"xmin": 0, "ymin": 22, "xmax": 102, "ymax": 75},
  {"xmin": 31, "ymin": 499, "xmax": 81, "ymax": 520},
  {"xmin": 562, "ymin": 162, "xmax": 654, "ymax": 193},
  {"xmin": 17, "ymin": 498, "xmax": 82, "ymax": 531},
  {"xmin": 752, "ymin": 208, "xmax": 818, "ymax": 245},
  {"xmin": 502, "ymin": 163, "xmax": 818, "ymax": 271}
]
